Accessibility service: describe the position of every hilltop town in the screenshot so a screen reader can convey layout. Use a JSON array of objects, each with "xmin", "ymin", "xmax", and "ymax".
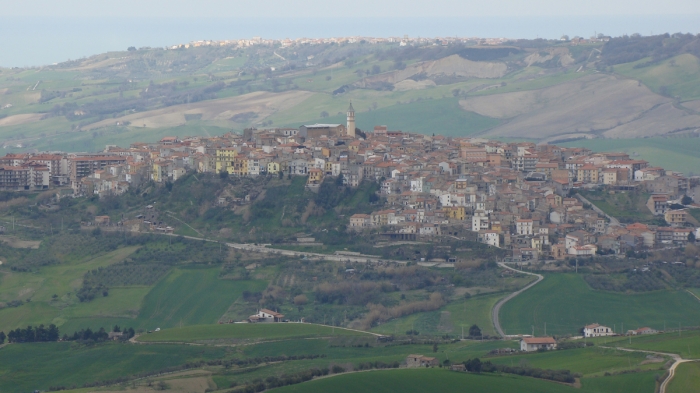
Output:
[{"xmin": 1, "ymin": 104, "xmax": 698, "ymax": 263}]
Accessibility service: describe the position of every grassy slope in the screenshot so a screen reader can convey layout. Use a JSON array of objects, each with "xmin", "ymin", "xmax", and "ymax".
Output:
[
  {"xmin": 667, "ymin": 361, "xmax": 700, "ymax": 393},
  {"xmin": 489, "ymin": 346, "xmax": 662, "ymax": 376},
  {"xmin": 137, "ymin": 323, "xmax": 371, "ymax": 343},
  {"xmin": 370, "ymin": 294, "xmax": 500, "ymax": 337},
  {"xmin": 614, "ymin": 54, "xmax": 700, "ymax": 102},
  {"xmin": 579, "ymin": 189, "xmax": 655, "ymax": 223},
  {"xmin": 60, "ymin": 267, "xmax": 266, "ymax": 332},
  {"xmin": 290, "ymin": 97, "xmax": 499, "ymax": 137},
  {"xmin": 561, "ymin": 137, "xmax": 700, "ymax": 175},
  {"xmin": 605, "ymin": 330, "xmax": 700, "ymax": 359},
  {"xmin": 0, "ymin": 246, "xmax": 140, "ymax": 331},
  {"xmin": 0, "ymin": 342, "xmax": 226, "ymax": 393},
  {"xmin": 268, "ymin": 367, "xmax": 653, "ymax": 393},
  {"xmin": 499, "ymin": 274, "xmax": 700, "ymax": 336}
]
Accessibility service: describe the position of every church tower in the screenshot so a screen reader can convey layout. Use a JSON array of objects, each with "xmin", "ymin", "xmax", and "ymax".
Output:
[{"xmin": 346, "ymin": 102, "xmax": 356, "ymax": 137}]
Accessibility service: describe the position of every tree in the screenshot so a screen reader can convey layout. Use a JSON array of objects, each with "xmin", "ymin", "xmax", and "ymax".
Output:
[
  {"xmin": 469, "ymin": 324, "xmax": 482, "ymax": 337},
  {"xmin": 465, "ymin": 358, "xmax": 482, "ymax": 373},
  {"xmin": 0, "ymin": 331, "xmax": 5, "ymax": 344},
  {"xmin": 432, "ymin": 343, "xmax": 438, "ymax": 352},
  {"xmin": 320, "ymin": 111, "xmax": 329, "ymax": 118},
  {"xmin": 127, "ymin": 46, "xmax": 136, "ymax": 51},
  {"xmin": 681, "ymin": 195, "xmax": 693, "ymax": 205}
]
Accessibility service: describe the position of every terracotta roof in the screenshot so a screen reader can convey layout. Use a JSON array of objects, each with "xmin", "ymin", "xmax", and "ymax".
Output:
[{"xmin": 522, "ymin": 337, "xmax": 556, "ymax": 344}]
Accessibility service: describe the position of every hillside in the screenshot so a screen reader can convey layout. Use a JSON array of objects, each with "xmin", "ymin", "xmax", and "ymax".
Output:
[{"xmin": 1, "ymin": 34, "xmax": 700, "ymax": 173}]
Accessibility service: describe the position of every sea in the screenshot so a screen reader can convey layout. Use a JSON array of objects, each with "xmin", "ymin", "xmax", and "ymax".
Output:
[{"xmin": 1, "ymin": 15, "xmax": 698, "ymax": 67}]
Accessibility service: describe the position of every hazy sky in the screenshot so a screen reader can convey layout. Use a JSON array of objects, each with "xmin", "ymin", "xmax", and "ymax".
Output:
[{"xmin": 5, "ymin": 0, "xmax": 700, "ymax": 18}]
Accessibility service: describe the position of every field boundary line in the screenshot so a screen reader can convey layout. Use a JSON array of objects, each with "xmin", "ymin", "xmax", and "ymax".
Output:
[{"xmin": 491, "ymin": 263, "xmax": 544, "ymax": 338}]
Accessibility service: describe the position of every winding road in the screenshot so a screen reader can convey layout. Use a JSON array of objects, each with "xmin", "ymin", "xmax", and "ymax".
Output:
[
  {"xmin": 491, "ymin": 263, "xmax": 544, "ymax": 338},
  {"xmin": 601, "ymin": 346, "xmax": 696, "ymax": 393}
]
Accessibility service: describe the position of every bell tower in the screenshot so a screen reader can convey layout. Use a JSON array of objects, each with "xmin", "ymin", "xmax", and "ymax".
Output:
[{"xmin": 346, "ymin": 102, "xmax": 356, "ymax": 137}]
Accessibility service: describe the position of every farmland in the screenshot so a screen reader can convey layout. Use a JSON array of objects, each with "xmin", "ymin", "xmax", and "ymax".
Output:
[
  {"xmin": 0, "ymin": 341, "xmax": 227, "ymax": 393},
  {"xmin": 667, "ymin": 362, "xmax": 700, "ymax": 393},
  {"xmin": 371, "ymin": 294, "xmax": 501, "ymax": 337},
  {"xmin": 267, "ymin": 367, "xmax": 656, "ymax": 393},
  {"xmin": 499, "ymin": 274, "xmax": 700, "ymax": 336},
  {"xmin": 137, "ymin": 323, "xmax": 372, "ymax": 343},
  {"xmin": 60, "ymin": 267, "xmax": 266, "ymax": 332},
  {"xmin": 605, "ymin": 330, "xmax": 700, "ymax": 359},
  {"xmin": 2, "ymin": 37, "xmax": 700, "ymax": 157}
]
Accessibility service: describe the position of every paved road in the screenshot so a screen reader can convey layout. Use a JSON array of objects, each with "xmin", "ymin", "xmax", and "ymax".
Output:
[
  {"xmin": 576, "ymin": 193, "xmax": 621, "ymax": 227},
  {"xmin": 491, "ymin": 263, "xmax": 544, "ymax": 338}
]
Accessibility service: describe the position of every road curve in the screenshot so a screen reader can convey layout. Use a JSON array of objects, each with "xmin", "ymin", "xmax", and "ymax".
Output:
[
  {"xmin": 492, "ymin": 263, "xmax": 544, "ymax": 338},
  {"xmin": 602, "ymin": 346, "xmax": 695, "ymax": 393}
]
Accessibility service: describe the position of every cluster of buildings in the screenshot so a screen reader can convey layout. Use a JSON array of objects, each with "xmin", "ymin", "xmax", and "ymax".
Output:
[
  {"xmin": 169, "ymin": 35, "xmax": 507, "ymax": 51},
  {"xmin": 1, "ymin": 104, "xmax": 698, "ymax": 260}
]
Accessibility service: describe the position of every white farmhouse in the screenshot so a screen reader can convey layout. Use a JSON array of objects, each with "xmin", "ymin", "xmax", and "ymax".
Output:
[{"xmin": 583, "ymin": 323, "xmax": 614, "ymax": 337}]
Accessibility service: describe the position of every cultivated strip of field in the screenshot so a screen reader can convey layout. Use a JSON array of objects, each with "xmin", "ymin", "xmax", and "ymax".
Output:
[
  {"xmin": 499, "ymin": 274, "xmax": 700, "ymax": 336},
  {"xmin": 136, "ymin": 323, "xmax": 374, "ymax": 343},
  {"xmin": 461, "ymin": 74, "xmax": 700, "ymax": 140},
  {"xmin": 84, "ymin": 90, "xmax": 314, "ymax": 130}
]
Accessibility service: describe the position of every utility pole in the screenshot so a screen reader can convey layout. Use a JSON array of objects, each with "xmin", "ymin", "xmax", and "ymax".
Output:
[{"xmin": 532, "ymin": 325, "xmax": 534, "ymax": 337}]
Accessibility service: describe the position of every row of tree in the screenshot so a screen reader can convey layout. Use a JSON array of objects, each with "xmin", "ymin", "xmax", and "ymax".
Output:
[{"xmin": 5, "ymin": 324, "xmax": 60, "ymax": 343}]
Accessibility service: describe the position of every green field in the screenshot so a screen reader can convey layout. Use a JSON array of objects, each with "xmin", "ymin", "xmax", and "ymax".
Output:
[
  {"xmin": 667, "ymin": 361, "xmax": 700, "ymax": 393},
  {"xmin": 0, "ymin": 342, "xmax": 226, "ymax": 393},
  {"xmin": 614, "ymin": 54, "xmax": 700, "ymax": 102},
  {"xmin": 489, "ymin": 346, "xmax": 663, "ymax": 376},
  {"xmin": 137, "ymin": 323, "xmax": 372, "ymax": 343},
  {"xmin": 291, "ymin": 97, "xmax": 500, "ymax": 137},
  {"xmin": 0, "ymin": 246, "xmax": 141, "ymax": 331},
  {"xmin": 561, "ymin": 137, "xmax": 700, "ymax": 175},
  {"xmin": 371, "ymin": 294, "xmax": 501, "ymax": 337},
  {"xmin": 268, "ymin": 367, "xmax": 654, "ymax": 393},
  {"xmin": 60, "ymin": 267, "xmax": 266, "ymax": 332},
  {"xmin": 606, "ymin": 330, "xmax": 700, "ymax": 359},
  {"xmin": 500, "ymin": 274, "xmax": 700, "ymax": 336}
]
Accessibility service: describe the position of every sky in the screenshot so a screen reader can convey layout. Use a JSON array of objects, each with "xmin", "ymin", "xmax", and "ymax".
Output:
[
  {"xmin": 4, "ymin": 0, "xmax": 700, "ymax": 17},
  {"xmin": 1, "ymin": 0, "xmax": 699, "ymax": 67}
]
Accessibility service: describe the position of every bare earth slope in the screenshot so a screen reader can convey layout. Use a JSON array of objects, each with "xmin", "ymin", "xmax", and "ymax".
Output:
[
  {"xmin": 86, "ymin": 90, "xmax": 314, "ymax": 130},
  {"xmin": 356, "ymin": 55, "xmax": 507, "ymax": 87},
  {"xmin": 460, "ymin": 74, "xmax": 700, "ymax": 140}
]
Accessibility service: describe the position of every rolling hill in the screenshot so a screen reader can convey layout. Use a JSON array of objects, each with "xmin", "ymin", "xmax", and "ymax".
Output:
[{"xmin": 1, "ymin": 34, "xmax": 699, "ymax": 173}]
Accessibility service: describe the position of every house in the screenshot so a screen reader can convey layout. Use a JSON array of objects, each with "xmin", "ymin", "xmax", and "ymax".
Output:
[
  {"xmin": 627, "ymin": 327, "xmax": 658, "ymax": 336},
  {"xmin": 450, "ymin": 364, "xmax": 467, "ymax": 372},
  {"xmin": 406, "ymin": 354, "xmax": 439, "ymax": 368},
  {"xmin": 665, "ymin": 210, "xmax": 687, "ymax": 227},
  {"xmin": 248, "ymin": 309, "xmax": 285, "ymax": 323},
  {"xmin": 646, "ymin": 194, "xmax": 669, "ymax": 216},
  {"xmin": 95, "ymin": 216, "xmax": 110, "ymax": 225},
  {"xmin": 568, "ymin": 244, "xmax": 597, "ymax": 256},
  {"xmin": 583, "ymin": 323, "xmax": 614, "ymax": 337},
  {"xmin": 349, "ymin": 214, "xmax": 372, "ymax": 229},
  {"xmin": 108, "ymin": 331, "xmax": 123, "ymax": 341},
  {"xmin": 520, "ymin": 337, "xmax": 557, "ymax": 352}
]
